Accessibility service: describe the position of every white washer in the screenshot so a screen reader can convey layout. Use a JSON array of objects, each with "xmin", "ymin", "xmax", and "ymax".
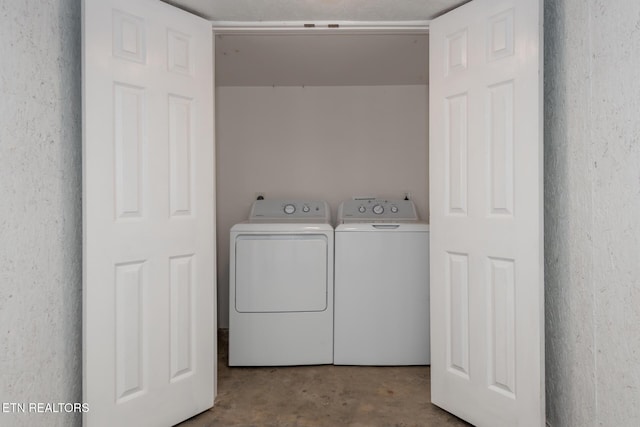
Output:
[
  {"xmin": 229, "ymin": 199, "xmax": 334, "ymax": 366},
  {"xmin": 334, "ymin": 198, "xmax": 430, "ymax": 365}
]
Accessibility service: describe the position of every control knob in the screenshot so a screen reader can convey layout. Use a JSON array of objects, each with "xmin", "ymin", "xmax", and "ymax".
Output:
[
  {"xmin": 390, "ymin": 205, "xmax": 399, "ymax": 213},
  {"xmin": 372, "ymin": 204, "xmax": 384, "ymax": 215},
  {"xmin": 283, "ymin": 204, "xmax": 296, "ymax": 214},
  {"xmin": 358, "ymin": 205, "xmax": 366, "ymax": 213},
  {"xmin": 302, "ymin": 205, "xmax": 310, "ymax": 213}
]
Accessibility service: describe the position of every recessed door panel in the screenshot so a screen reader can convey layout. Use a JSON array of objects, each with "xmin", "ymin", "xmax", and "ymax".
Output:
[
  {"xmin": 445, "ymin": 29, "xmax": 468, "ymax": 75},
  {"xmin": 487, "ymin": 81, "xmax": 515, "ymax": 217},
  {"xmin": 169, "ymin": 254, "xmax": 195, "ymax": 382},
  {"xmin": 446, "ymin": 252, "xmax": 470, "ymax": 378},
  {"xmin": 114, "ymin": 261, "xmax": 146, "ymax": 402},
  {"xmin": 168, "ymin": 95, "xmax": 194, "ymax": 217},
  {"xmin": 112, "ymin": 9, "xmax": 146, "ymax": 64},
  {"xmin": 487, "ymin": 257, "xmax": 516, "ymax": 398},
  {"xmin": 445, "ymin": 93, "xmax": 468, "ymax": 216},
  {"xmin": 114, "ymin": 83, "xmax": 145, "ymax": 220},
  {"xmin": 168, "ymin": 29, "xmax": 193, "ymax": 75}
]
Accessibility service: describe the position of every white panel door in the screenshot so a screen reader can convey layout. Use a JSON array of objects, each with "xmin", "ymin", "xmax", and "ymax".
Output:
[
  {"xmin": 82, "ymin": 0, "xmax": 215, "ymax": 425},
  {"xmin": 429, "ymin": 0, "xmax": 543, "ymax": 425}
]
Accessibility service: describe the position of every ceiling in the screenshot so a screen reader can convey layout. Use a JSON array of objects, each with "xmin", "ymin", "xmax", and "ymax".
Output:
[
  {"xmin": 164, "ymin": 0, "xmax": 469, "ymax": 22},
  {"xmin": 163, "ymin": 0, "xmax": 471, "ymax": 87}
]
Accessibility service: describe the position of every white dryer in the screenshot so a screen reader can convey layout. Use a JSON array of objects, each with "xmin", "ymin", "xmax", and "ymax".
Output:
[
  {"xmin": 334, "ymin": 198, "xmax": 430, "ymax": 365},
  {"xmin": 229, "ymin": 199, "xmax": 334, "ymax": 366}
]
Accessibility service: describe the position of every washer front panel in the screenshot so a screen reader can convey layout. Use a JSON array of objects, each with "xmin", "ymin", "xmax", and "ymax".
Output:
[{"xmin": 334, "ymin": 227, "xmax": 430, "ymax": 365}]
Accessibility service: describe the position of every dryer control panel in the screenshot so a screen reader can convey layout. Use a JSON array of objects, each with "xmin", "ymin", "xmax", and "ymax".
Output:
[
  {"xmin": 338, "ymin": 198, "xmax": 419, "ymax": 222},
  {"xmin": 249, "ymin": 199, "xmax": 330, "ymax": 222}
]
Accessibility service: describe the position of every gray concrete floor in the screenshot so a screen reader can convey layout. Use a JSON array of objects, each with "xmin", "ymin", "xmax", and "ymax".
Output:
[{"xmin": 178, "ymin": 330, "xmax": 470, "ymax": 427}]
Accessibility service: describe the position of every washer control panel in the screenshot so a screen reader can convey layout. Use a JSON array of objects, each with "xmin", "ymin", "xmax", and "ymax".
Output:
[
  {"xmin": 338, "ymin": 198, "xmax": 419, "ymax": 222},
  {"xmin": 250, "ymin": 199, "xmax": 330, "ymax": 222}
]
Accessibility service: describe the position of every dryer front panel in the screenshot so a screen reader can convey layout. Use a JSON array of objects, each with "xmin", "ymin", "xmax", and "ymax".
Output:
[{"xmin": 234, "ymin": 234, "xmax": 328, "ymax": 313}]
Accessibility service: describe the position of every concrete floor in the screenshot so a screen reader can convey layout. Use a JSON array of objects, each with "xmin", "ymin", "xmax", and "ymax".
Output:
[{"xmin": 178, "ymin": 331, "xmax": 470, "ymax": 427}]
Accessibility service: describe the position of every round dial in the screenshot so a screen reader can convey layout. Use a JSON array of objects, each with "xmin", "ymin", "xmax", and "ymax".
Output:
[
  {"xmin": 358, "ymin": 205, "xmax": 366, "ymax": 213},
  {"xmin": 390, "ymin": 205, "xmax": 399, "ymax": 213},
  {"xmin": 283, "ymin": 204, "xmax": 296, "ymax": 214},
  {"xmin": 302, "ymin": 205, "xmax": 310, "ymax": 213},
  {"xmin": 372, "ymin": 204, "xmax": 384, "ymax": 215}
]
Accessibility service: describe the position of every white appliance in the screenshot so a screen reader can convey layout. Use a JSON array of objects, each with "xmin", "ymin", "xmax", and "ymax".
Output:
[
  {"xmin": 334, "ymin": 198, "xmax": 430, "ymax": 365},
  {"xmin": 229, "ymin": 199, "xmax": 334, "ymax": 366}
]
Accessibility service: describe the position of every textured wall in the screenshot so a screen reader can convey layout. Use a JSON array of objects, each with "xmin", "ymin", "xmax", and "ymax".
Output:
[
  {"xmin": 216, "ymin": 85, "xmax": 428, "ymax": 328},
  {"xmin": 589, "ymin": 1, "xmax": 640, "ymax": 424},
  {"xmin": 0, "ymin": 0, "xmax": 83, "ymax": 426},
  {"xmin": 545, "ymin": 1, "xmax": 640, "ymax": 425}
]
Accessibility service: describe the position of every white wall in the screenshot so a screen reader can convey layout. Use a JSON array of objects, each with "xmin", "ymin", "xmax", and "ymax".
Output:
[
  {"xmin": 216, "ymin": 85, "xmax": 428, "ymax": 327},
  {"xmin": 545, "ymin": 1, "xmax": 640, "ymax": 425},
  {"xmin": 0, "ymin": 1, "xmax": 82, "ymax": 426}
]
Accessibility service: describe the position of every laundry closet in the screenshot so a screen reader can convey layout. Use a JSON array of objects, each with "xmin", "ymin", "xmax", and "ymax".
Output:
[
  {"xmin": 82, "ymin": 0, "xmax": 544, "ymax": 425},
  {"xmin": 213, "ymin": 31, "xmax": 430, "ymax": 327}
]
